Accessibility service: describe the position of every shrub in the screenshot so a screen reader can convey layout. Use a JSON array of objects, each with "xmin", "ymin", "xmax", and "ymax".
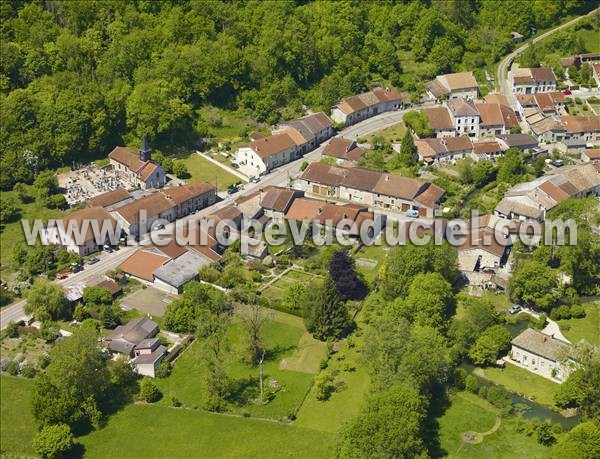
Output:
[
  {"xmin": 20, "ymin": 364, "xmax": 37, "ymax": 378},
  {"xmin": 300, "ymin": 161, "xmax": 309, "ymax": 171},
  {"xmin": 171, "ymin": 396, "xmax": 181, "ymax": 407},
  {"xmin": 570, "ymin": 305, "xmax": 586, "ymax": 318},
  {"xmin": 5, "ymin": 360, "xmax": 19, "ymax": 375},
  {"xmin": 315, "ymin": 371, "xmax": 337, "ymax": 401},
  {"xmin": 6, "ymin": 321, "xmax": 19, "ymax": 338},
  {"xmin": 486, "ymin": 385, "xmax": 512, "ymax": 414},
  {"xmin": 40, "ymin": 322, "xmax": 61, "ymax": 343},
  {"xmin": 550, "ymin": 305, "xmax": 571, "ymax": 321},
  {"xmin": 453, "ymin": 368, "xmax": 467, "ymax": 390},
  {"xmin": 32, "ymin": 423, "xmax": 73, "ymax": 459},
  {"xmin": 478, "ymin": 385, "xmax": 488, "ymax": 399},
  {"xmin": 465, "ymin": 375, "xmax": 479, "ymax": 393},
  {"xmin": 139, "ymin": 378, "xmax": 162, "ymax": 403},
  {"xmin": 155, "ymin": 361, "xmax": 171, "ymax": 378},
  {"xmin": 38, "ymin": 354, "xmax": 51, "ymax": 369}
]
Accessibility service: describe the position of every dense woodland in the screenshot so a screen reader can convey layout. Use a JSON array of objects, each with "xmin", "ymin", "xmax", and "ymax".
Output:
[{"xmin": 1, "ymin": 0, "xmax": 596, "ymax": 189}]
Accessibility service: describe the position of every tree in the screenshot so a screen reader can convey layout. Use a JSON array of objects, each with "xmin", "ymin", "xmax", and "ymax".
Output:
[
  {"xmin": 396, "ymin": 272, "xmax": 455, "ymax": 331},
  {"xmin": 139, "ymin": 379, "xmax": 162, "ymax": 403},
  {"xmin": 82, "ymin": 286, "xmax": 112, "ymax": 307},
  {"xmin": 339, "ymin": 383, "xmax": 427, "ymax": 458},
  {"xmin": 510, "ymin": 260, "xmax": 559, "ymax": 310},
  {"xmin": 303, "ymin": 276, "xmax": 351, "ymax": 340},
  {"xmin": 172, "ymin": 161, "xmax": 189, "ymax": 178},
  {"xmin": 471, "ymin": 160, "xmax": 496, "ymax": 187},
  {"xmin": 497, "ymin": 148, "xmax": 526, "ymax": 184},
  {"xmin": 0, "ymin": 194, "xmax": 20, "ymax": 224},
  {"xmin": 552, "ymin": 421, "xmax": 600, "ymax": 459},
  {"xmin": 398, "ymin": 131, "xmax": 418, "ymax": 167},
  {"xmin": 456, "ymin": 158, "xmax": 475, "ymax": 184},
  {"xmin": 32, "ymin": 423, "xmax": 73, "ymax": 459},
  {"xmin": 449, "ymin": 297, "xmax": 501, "ymax": 356},
  {"xmin": 282, "ymin": 284, "xmax": 306, "ymax": 312},
  {"xmin": 25, "ymin": 279, "xmax": 70, "ymax": 322},
  {"xmin": 32, "ymin": 327, "xmax": 110, "ymax": 428},
  {"xmin": 468, "ymin": 325, "xmax": 512, "ymax": 366},
  {"xmin": 239, "ymin": 303, "xmax": 269, "ymax": 365},
  {"xmin": 328, "ymin": 249, "xmax": 366, "ymax": 301}
]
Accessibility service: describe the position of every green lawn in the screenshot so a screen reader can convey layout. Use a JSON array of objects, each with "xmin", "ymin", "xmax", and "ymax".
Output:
[
  {"xmin": 295, "ymin": 332, "xmax": 370, "ymax": 433},
  {"xmin": 353, "ymin": 242, "xmax": 389, "ymax": 283},
  {"xmin": 178, "ymin": 154, "xmax": 241, "ymax": 191},
  {"xmin": 0, "ymin": 189, "xmax": 63, "ymax": 274},
  {"xmin": 578, "ymin": 27, "xmax": 600, "ymax": 53},
  {"xmin": 473, "ymin": 363, "xmax": 559, "ymax": 408},
  {"xmin": 439, "ymin": 392, "xmax": 550, "ymax": 459},
  {"xmin": 0, "ymin": 375, "xmax": 36, "ymax": 457},
  {"xmin": 361, "ymin": 122, "xmax": 407, "ymax": 144},
  {"xmin": 79, "ymin": 403, "xmax": 335, "ymax": 458},
  {"xmin": 154, "ymin": 309, "xmax": 325, "ymax": 420},
  {"xmin": 557, "ymin": 300, "xmax": 600, "ymax": 346}
]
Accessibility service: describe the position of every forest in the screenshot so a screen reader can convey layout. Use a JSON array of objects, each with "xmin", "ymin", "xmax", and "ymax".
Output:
[{"xmin": 0, "ymin": 0, "xmax": 596, "ymax": 189}]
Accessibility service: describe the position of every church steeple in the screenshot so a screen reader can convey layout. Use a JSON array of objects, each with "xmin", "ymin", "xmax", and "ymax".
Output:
[{"xmin": 140, "ymin": 134, "xmax": 152, "ymax": 162}]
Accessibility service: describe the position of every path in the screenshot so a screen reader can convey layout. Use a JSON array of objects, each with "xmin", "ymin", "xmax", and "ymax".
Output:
[
  {"xmin": 497, "ymin": 8, "xmax": 599, "ymax": 106},
  {"xmin": 454, "ymin": 393, "xmax": 502, "ymax": 455},
  {"xmin": 196, "ymin": 150, "xmax": 249, "ymax": 182},
  {"xmin": 519, "ymin": 307, "xmax": 571, "ymax": 344}
]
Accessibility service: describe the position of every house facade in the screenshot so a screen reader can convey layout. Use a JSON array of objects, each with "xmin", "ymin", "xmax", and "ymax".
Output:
[
  {"xmin": 510, "ymin": 328, "xmax": 573, "ymax": 381},
  {"xmin": 272, "ymin": 112, "xmax": 333, "ymax": 154},
  {"xmin": 235, "ymin": 133, "xmax": 298, "ymax": 176},
  {"xmin": 426, "ymin": 71, "xmax": 479, "ymax": 100},
  {"xmin": 511, "ymin": 67, "xmax": 557, "ymax": 94},
  {"xmin": 108, "ymin": 136, "xmax": 166, "ymax": 189},
  {"xmin": 331, "ymin": 87, "xmax": 406, "ymax": 126}
]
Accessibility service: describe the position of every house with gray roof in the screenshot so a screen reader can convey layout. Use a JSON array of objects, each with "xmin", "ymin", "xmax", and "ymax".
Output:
[{"xmin": 510, "ymin": 328, "xmax": 574, "ymax": 382}]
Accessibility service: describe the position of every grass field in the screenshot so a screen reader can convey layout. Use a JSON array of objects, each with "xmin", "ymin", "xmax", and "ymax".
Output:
[
  {"xmin": 295, "ymin": 331, "xmax": 370, "ymax": 433},
  {"xmin": 352, "ymin": 242, "xmax": 389, "ymax": 283},
  {"xmin": 557, "ymin": 300, "xmax": 600, "ymax": 346},
  {"xmin": 154, "ymin": 308, "xmax": 326, "ymax": 420},
  {"xmin": 0, "ymin": 376, "xmax": 36, "ymax": 457},
  {"xmin": 0, "ymin": 189, "xmax": 63, "ymax": 273},
  {"xmin": 261, "ymin": 269, "xmax": 323, "ymax": 313},
  {"xmin": 79, "ymin": 403, "xmax": 336, "ymax": 458},
  {"xmin": 473, "ymin": 363, "xmax": 559, "ymax": 407},
  {"xmin": 438, "ymin": 391, "xmax": 550, "ymax": 458},
  {"xmin": 178, "ymin": 154, "xmax": 240, "ymax": 191},
  {"xmin": 362, "ymin": 122, "xmax": 407, "ymax": 144}
]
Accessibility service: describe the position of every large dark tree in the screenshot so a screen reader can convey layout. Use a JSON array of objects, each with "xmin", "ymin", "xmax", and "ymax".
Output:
[
  {"xmin": 303, "ymin": 276, "xmax": 352, "ymax": 340},
  {"xmin": 328, "ymin": 249, "xmax": 367, "ymax": 301}
]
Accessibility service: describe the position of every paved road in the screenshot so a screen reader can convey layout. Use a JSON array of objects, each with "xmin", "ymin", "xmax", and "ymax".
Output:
[
  {"xmin": 497, "ymin": 9, "xmax": 598, "ymax": 106},
  {"xmin": 0, "ymin": 107, "xmax": 418, "ymax": 329}
]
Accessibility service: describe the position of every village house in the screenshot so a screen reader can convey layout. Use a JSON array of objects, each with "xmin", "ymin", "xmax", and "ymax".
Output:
[
  {"xmin": 510, "ymin": 328, "xmax": 574, "ymax": 382},
  {"xmin": 330, "ymin": 87, "xmax": 406, "ymax": 126},
  {"xmin": 511, "ymin": 67, "xmax": 557, "ymax": 94},
  {"xmin": 515, "ymin": 92, "xmax": 566, "ymax": 116},
  {"xmin": 284, "ymin": 198, "xmax": 383, "ymax": 241},
  {"xmin": 593, "ymin": 64, "xmax": 600, "ymax": 87},
  {"xmin": 560, "ymin": 52, "xmax": 600, "ymax": 68},
  {"xmin": 423, "ymin": 106, "xmax": 456, "ymax": 138},
  {"xmin": 582, "ymin": 148, "xmax": 600, "ymax": 162},
  {"xmin": 43, "ymin": 206, "xmax": 120, "ymax": 256},
  {"xmin": 476, "ymin": 102, "xmax": 520, "ymax": 137},
  {"xmin": 108, "ymin": 136, "xmax": 166, "ymax": 189},
  {"xmin": 496, "ymin": 133, "xmax": 539, "ymax": 152},
  {"xmin": 494, "ymin": 163, "xmax": 600, "ymax": 221},
  {"xmin": 447, "ymin": 98, "xmax": 480, "ymax": 137},
  {"xmin": 297, "ymin": 162, "xmax": 445, "ymax": 218},
  {"xmin": 415, "ymin": 136, "xmax": 473, "ymax": 164},
  {"xmin": 86, "ymin": 188, "xmax": 134, "ymax": 210},
  {"xmin": 260, "ymin": 187, "xmax": 304, "ymax": 222},
  {"xmin": 425, "ymin": 71, "xmax": 479, "ymax": 100},
  {"xmin": 471, "ymin": 140, "xmax": 505, "ymax": 161},
  {"xmin": 321, "ymin": 137, "xmax": 365, "ymax": 165},
  {"xmin": 235, "ymin": 133, "xmax": 298, "ymax": 176},
  {"xmin": 104, "ymin": 317, "xmax": 167, "ymax": 378},
  {"xmin": 559, "ymin": 114, "xmax": 600, "ymax": 150},
  {"xmin": 272, "ymin": 112, "xmax": 333, "ymax": 154},
  {"xmin": 161, "ymin": 182, "xmax": 217, "ymax": 219}
]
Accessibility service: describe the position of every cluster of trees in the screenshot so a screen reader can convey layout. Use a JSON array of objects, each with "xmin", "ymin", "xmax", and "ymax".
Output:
[
  {"xmin": 31, "ymin": 325, "xmax": 138, "ymax": 458},
  {"xmin": 510, "ymin": 196, "xmax": 600, "ymax": 312},
  {"xmin": 1, "ymin": 1, "xmax": 591, "ymax": 189},
  {"xmin": 403, "ymin": 110, "xmax": 433, "ymax": 138},
  {"xmin": 339, "ymin": 242, "xmax": 459, "ymax": 457}
]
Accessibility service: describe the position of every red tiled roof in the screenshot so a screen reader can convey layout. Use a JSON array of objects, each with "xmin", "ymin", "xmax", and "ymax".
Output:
[
  {"xmin": 161, "ymin": 182, "xmax": 215, "ymax": 205},
  {"xmin": 250, "ymin": 133, "xmax": 297, "ymax": 159},
  {"xmin": 119, "ymin": 250, "xmax": 169, "ymax": 281},
  {"xmin": 86, "ymin": 188, "xmax": 131, "ymax": 208}
]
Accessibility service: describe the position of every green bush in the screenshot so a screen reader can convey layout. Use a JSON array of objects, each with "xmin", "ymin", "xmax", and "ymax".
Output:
[
  {"xmin": 5, "ymin": 360, "xmax": 19, "ymax": 375},
  {"xmin": 465, "ymin": 375, "xmax": 479, "ymax": 393},
  {"xmin": 32, "ymin": 423, "xmax": 73, "ymax": 459},
  {"xmin": 155, "ymin": 360, "xmax": 171, "ymax": 378},
  {"xmin": 570, "ymin": 305, "xmax": 586, "ymax": 318},
  {"xmin": 314, "ymin": 371, "xmax": 337, "ymax": 401},
  {"xmin": 20, "ymin": 364, "xmax": 37, "ymax": 378},
  {"xmin": 486, "ymin": 385, "xmax": 512, "ymax": 414},
  {"xmin": 139, "ymin": 378, "xmax": 162, "ymax": 403},
  {"xmin": 6, "ymin": 321, "xmax": 19, "ymax": 338}
]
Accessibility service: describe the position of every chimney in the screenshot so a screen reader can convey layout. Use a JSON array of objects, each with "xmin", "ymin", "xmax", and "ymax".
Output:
[{"xmin": 140, "ymin": 134, "xmax": 152, "ymax": 162}]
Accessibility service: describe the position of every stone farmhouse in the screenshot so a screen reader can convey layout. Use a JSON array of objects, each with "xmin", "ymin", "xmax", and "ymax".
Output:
[
  {"xmin": 235, "ymin": 132, "xmax": 299, "ymax": 176},
  {"xmin": 297, "ymin": 163, "xmax": 445, "ymax": 218},
  {"xmin": 272, "ymin": 112, "xmax": 334, "ymax": 155},
  {"xmin": 510, "ymin": 328, "xmax": 574, "ymax": 382},
  {"xmin": 415, "ymin": 136, "xmax": 473, "ymax": 164},
  {"xmin": 322, "ymin": 137, "xmax": 365, "ymax": 165},
  {"xmin": 330, "ymin": 87, "xmax": 407, "ymax": 126}
]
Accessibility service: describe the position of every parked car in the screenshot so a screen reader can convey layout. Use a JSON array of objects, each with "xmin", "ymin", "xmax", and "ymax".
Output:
[
  {"xmin": 406, "ymin": 209, "xmax": 419, "ymax": 218},
  {"xmin": 70, "ymin": 263, "xmax": 83, "ymax": 273},
  {"xmin": 227, "ymin": 185, "xmax": 239, "ymax": 195},
  {"xmin": 249, "ymin": 176, "xmax": 260, "ymax": 183},
  {"xmin": 56, "ymin": 270, "xmax": 69, "ymax": 279},
  {"xmin": 509, "ymin": 305, "xmax": 522, "ymax": 315},
  {"xmin": 103, "ymin": 244, "xmax": 113, "ymax": 253},
  {"xmin": 87, "ymin": 257, "xmax": 99, "ymax": 265},
  {"xmin": 152, "ymin": 223, "xmax": 165, "ymax": 231},
  {"xmin": 562, "ymin": 88, "xmax": 572, "ymax": 95}
]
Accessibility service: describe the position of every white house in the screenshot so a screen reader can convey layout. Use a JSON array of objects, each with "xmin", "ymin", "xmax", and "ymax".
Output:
[
  {"xmin": 330, "ymin": 87, "xmax": 406, "ymax": 126},
  {"xmin": 511, "ymin": 67, "xmax": 557, "ymax": 94},
  {"xmin": 447, "ymin": 98, "xmax": 480, "ymax": 137},
  {"xmin": 235, "ymin": 133, "xmax": 298, "ymax": 176},
  {"xmin": 426, "ymin": 71, "xmax": 479, "ymax": 100},
  {"xmin": 510, "ymin": 328, "xmax": 573, "ymax": 382}
]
